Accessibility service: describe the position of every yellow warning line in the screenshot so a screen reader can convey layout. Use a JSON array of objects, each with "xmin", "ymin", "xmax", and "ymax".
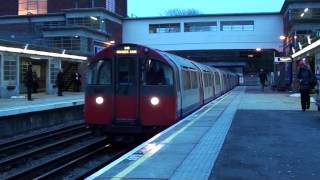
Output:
[{"xmin": 111, "ymin": 93, "xmax": 232, "ymax": 180}]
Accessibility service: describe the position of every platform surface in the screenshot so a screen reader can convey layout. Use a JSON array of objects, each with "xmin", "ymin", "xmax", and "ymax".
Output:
[
  {"xmin": 87, "ymin": 86, "xmax": 319, "ymax": 180},
  {"xmin": 0, "ymin": 92, "xmax": 84, "ymax": 117}
]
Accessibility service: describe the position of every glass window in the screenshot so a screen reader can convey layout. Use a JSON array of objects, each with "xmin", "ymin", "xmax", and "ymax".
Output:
[
  {"xmin": 50, "ymin": 60, "xmax": 59, "ymax": 84},
  {"xmin": 144, "ymin": 59, "xmax": 173, "ymax": 86},
  {"xmin": 3, "ymin": 55, "xmax": 17, "ymax": 81},
  {"xmin": 184, "ymin": 22, "xmax": 217, "ymax": 32},
  {"xmin": 45, "ymin": 36, "xmax": 81, "ymax": 51},
  {"xmin": 182, "ymin": 70, "xmax": 191, "ymax": 90},
  {"xmin": 99, "ymin": 61, "xmax": 112, "ymax": 84},
  {"xmin": 67, "ymin": 17, "xmax": 100, "ymax": 29},
  {"xmin": 88, "ymin": 62, "xmax": 99, "ymax": 85},
  {"xmin": 190, "ymin": 71, "xmax": 198, "ymax": 89},
  {"xmin": 221, "ymin": 21, "xmax": 254, "ymax": 31},
  {"xmin": 18, "ymin": 0, "xmax": 47, "ymax": 15},
  {"xmin": 149, "ymin": 23, "xmax": 181, "ymax": 34},
  {"xmin": 106, "ymin": 0, "xmax": 115, "ymax": 12},
  {"xmin": 215, "ymin": 72, "xmax": 220, "ymax": 85}
]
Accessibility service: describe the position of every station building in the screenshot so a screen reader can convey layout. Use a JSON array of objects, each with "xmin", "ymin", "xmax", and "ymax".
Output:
[
  {"xmin": 0, "ymin": 0, "xmax": 126, "ymax": 98},
  {"xmin": 122, "ymin": 13, "xmax": 284, "ymax": 84},
  {"xmin": 281, "ymin": 0, "xmax": 320, "ymax": 90}
]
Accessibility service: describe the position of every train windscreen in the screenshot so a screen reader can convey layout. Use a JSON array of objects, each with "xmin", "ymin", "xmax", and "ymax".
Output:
[{"xmin": 143, "ymin": 59, "xmax": 173, "ymax": 86}]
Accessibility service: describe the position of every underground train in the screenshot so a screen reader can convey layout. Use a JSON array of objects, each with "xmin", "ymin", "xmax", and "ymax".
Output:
[{"xmin": 85, "ymin": 44, "xmax": 238, "ymax": 134}]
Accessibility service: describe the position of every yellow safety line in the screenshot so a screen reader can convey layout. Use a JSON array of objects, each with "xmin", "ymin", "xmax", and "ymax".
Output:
[{"xmin": 111, "ymin": 93, "xmax": 232, "ymax": 180}]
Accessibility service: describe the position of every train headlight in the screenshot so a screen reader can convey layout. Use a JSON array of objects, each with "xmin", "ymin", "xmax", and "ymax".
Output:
[
  {"xmin": 96, "ymin": 97, "xmax": 104, "ymax": 105},
  {"xmin": 150, "ymin": 97, "xmax": 160, "ymax": 106}
]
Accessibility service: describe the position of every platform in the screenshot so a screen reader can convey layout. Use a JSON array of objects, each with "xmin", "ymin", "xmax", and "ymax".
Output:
[
  {"xmin": 0, "ymin": 92, "xmax": 84, "ymax": 117},
  {"xmin": 86, "ymin": 86, "xmax": 319, "ymax": 180}
]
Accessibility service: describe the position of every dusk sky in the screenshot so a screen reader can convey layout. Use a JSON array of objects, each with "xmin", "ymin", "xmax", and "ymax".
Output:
[{"xmin": 128, "ymin": 0, "xmax": 286, "ymax": 17}]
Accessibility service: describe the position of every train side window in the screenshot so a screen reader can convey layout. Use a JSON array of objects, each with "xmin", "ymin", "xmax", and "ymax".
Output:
[
  {"xmin": 190, "ymin": 71, "xmax": 198, "ymax": 89},
  {"xmin": 98, "ymin": 60, "xmax": 112, "ymax": 85},
  {"xmin": 144, "ymin": 59, "xmax": 173, "ymax": 86},
  {"xmin": 182, "ymin": 70, "xmax": 191, "ymax": 90}
]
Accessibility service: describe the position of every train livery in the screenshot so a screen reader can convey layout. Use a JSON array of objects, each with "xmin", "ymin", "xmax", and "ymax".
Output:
[{"xmin": 85, "ymin": 44, "xmax": 238, "ymax": 134}]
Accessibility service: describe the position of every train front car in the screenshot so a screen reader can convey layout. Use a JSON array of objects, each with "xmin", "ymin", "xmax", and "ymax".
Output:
[{"xmin": 85, "ymin": 44, "xmax": 178, "ymax": 135}]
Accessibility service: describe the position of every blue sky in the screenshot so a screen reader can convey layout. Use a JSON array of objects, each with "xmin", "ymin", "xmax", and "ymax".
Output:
[{"xmin": 128, "ymin": 0, "xmax": 286, "ymax": 17}]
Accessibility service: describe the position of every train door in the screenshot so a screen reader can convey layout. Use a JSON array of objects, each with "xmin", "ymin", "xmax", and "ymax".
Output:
[{"xmin": 114, "ymin": 56, "xmax": 139, "ymax": 124}]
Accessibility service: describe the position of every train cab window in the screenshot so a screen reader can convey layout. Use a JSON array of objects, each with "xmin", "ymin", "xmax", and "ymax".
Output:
[
  {"xmin": 88, "ymin": 62, "xmax": 99, "ymax": 84},
  {"xmin": 144, "ymin": 59, "xmax": 173, "ymax": 86},
  {"xmin": 98, "ymin": 60, "xmax": 111, "ymax": 84},
  {"xmin": 118, "ymin": 58, "xmax": 135, "ymax": 85}
]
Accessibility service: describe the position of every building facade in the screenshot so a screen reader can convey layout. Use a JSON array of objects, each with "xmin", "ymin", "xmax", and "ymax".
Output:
[
  {"xmin": 123, "ymin": 13, "xmax": 284, "ymax": 83},
  {"xmin": 0, "ymin": 0, "xmax": 127, "ymax": 98}
]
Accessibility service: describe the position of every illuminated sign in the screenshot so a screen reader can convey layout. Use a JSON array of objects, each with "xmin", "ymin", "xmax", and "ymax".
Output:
[{"xmin": 116, "ymin": 46, "xmax": 138, "ymax": 54}]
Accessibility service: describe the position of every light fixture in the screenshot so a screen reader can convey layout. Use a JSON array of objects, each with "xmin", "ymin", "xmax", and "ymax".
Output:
[
  {"xmin": 74, "ymin": 35, "xmax": 79, "ymax": 38},
  {"xmin": 95, "ymin": 97, "xmax": 104, "ymax": 105},
  {"xmin": 280, "ymin": 35, "xmax": 286, "ymax": 40},
  {"xmin": 109, "ymin": 40, "xmax": 115, "ymax": 44},
  {"xmin": 304, "ymin": 8, "xmax": 309, "ymax": 13},
  {"xmin": 294, "ymin": 35, "xmax": 298, "ymax": 39},
  {"xmin": 90, "ymin": 16, "xmax": 98, "ymax": 21},
  {"xmin": 292, "ymin": 39, "xmax": 320, "ymax": 58},
  {"xmin": 150, "ymin": 97, "xmax": 160, "ymax": 106},
  {"xmin": 301, "ymin": 13, "xmax": 305, "ymax": 17},
  {"xmin": 0, "ymin": 45, "xmax": 87, "ymax": 60},
  {"xmin": 256, "ymin": 48, "xmax": 262, "ymax": 52}
]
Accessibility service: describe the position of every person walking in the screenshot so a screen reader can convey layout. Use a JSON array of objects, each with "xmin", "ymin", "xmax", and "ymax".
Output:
[
  {"xmin": 73, "ymin": 72, "xmax": 82, "ymax": 92},
  {"xmin": 259, "ymin": 68, "xmax": 267, "ymax": 91},
  {"xmin": 297, "ymin": 61, "xmax": 314, "ymax": 111},
  {"xmin": 24, "ymin": 64, "xmax": 33, "ymax": 101},
  {"xmin": 56, "ymin": 68, "xmax": 64, "ymax": 96}
]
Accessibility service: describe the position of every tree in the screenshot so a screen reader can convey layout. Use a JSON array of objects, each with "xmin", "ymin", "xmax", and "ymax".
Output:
[{"xmin": 162, "ymin": 8, "xmax": 201, "ymax": 16}]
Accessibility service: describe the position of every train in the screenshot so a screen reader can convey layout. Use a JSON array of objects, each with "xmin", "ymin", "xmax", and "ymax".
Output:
[{"xmin": 84, "ymin": 44, "xmax": 238, "ymax": 135}]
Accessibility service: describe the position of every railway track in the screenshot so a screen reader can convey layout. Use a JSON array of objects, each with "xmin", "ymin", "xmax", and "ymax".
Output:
[{"xmin": 0, "ymin": 123, "xmax": 135, "ymax": 180}]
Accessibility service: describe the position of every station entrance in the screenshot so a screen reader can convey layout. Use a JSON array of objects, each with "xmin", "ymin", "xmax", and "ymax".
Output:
[{"xmin": 19, "ymin": 57, "xmax": 48, "ymax": 94}]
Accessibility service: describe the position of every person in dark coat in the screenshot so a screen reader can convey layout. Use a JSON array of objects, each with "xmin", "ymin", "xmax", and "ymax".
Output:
[
  {"xmin": 297, "ymin": 61, "xmax": 313, "ymax": 111},
  {"xmin": 259, "ymin": 68, "xmax": 267, "ymax": 91},
  {"xmin": 24, "ymin": 64, "xmax": 33, "ymax": 101},
  {"xmin": 56, "ymin": 69, "xmax": 64, "ymax": 96},
  {"xmin": 32, "ymin": 72, "xmax": 39, "ymax": 93},
  {"xmin": 73, "ymin": 72, "xmax": 82, "ymax": 92}
]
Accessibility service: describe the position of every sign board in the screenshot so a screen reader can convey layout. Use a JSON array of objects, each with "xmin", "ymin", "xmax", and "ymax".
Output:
[{"xmin": 274, "ymin": 57, "xmax": 292, "ymax": 63}]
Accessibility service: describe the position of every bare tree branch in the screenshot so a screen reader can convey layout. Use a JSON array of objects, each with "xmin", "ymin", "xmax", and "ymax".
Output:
[{"xmin": 163, "ymin": 8, "xmax": 201, "ymax": 16}]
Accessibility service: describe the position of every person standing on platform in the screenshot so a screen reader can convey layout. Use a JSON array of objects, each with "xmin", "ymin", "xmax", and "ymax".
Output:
[
  {"xmin": 32, "ymin": 72, "xmax": 39, "ymax": 93},
  {"xmin": 25, "ymin": 64, "xmax": 33, "ymax": 100},
  {"xmin": 73, "ymin": 72, "xmax": 82, "ymax": 92},
  {"xmin": 298, "ymin": 61, "xmax": 314, "ymax": 111},
  {"xmin": 259, "ymin": 68, "xmax": 267, "ymax": 91},
  {"xmin": 56, "ymin": 68, "xmax": 64, "ymax": 96}
]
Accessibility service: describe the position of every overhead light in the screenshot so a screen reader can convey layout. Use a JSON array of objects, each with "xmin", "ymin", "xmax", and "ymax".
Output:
[
  {"xmin": 294, "ymin": 35, "xmax": 298, "ymax": 39},
  {"xmin": 109, "ymin": 40, "xmax": 115, "ymax": 44},
  {"xmin": 74, "ymin": 35, "xmax": 79, "ymax": 38},
  {"xmin": 101, "ymin": 20, "xmax": 105, "ymax": 23},
  {"xmin": 304, "ymin": 8, "xmax": 309, "ymax": 13},
  {"xmin": 248, "ymin": 54, "xmax": 255, "ymax": 58},
  {"xmin": 256, "ymin": 48, "xmax": 262, "ymax": 52},
  {"xmin": 298, "ymin": 42, "xmax": 302, "ymax": 50},
  {"xmin": 90, "ymin": 16, "xmax": 98, "ymax": 21},
  {"xmin": 292, "ymin": 39, "xmax": 320, "ymax": 58},
  {"xmin": 0, "ymin": 45, "xmax": 87, "ymax": 60},
  {"xmin": 280, "ymin": 35, "xmax": 286, "ymax": 40},
  {"xmin": 301, "ymin": 13, "xmax": 305, "ymax": 17},
  {"xmin": 307, "ymin": 35, "xmax": 312, "ymax": 44}
]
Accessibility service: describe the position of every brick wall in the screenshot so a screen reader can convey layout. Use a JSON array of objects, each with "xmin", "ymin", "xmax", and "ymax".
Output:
[{"xmin": 105, "ymin": 19, "xmax": 123, "ymax": 43}]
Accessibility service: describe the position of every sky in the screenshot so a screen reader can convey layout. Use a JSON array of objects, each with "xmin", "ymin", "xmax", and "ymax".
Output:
[{"xmin": 128, "ymin": 0, "xmax": 286, "ymax": 17}]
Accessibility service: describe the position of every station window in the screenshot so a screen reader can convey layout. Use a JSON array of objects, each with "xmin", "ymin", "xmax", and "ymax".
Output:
[
  {"xmin": 18, "ymin": 0, "xmax": 47, "ymax": 15},
  {"xmin": 67, "ymin": 17, "xmax": 100, "ymax": 29},
  {"xmin": 184, "ymin": 22, "xmax": 217, "ymax": 32},
  {"xmin": 149, "ymin": 23, "xmax": 181, "ymax": 33},
  {"xmin": 220, "ymin": 21, "xmax": 254, "ymax": 31},
  {"xmin": 45, "ymin": 36, "xmax": 81, "ymax": 51},
  {"xmin": 4, "ymin": 58, "xmax": 17, "ymax": 81},
  {"xmin": 144, "ymin": 59, "xmax": 173, "ymax": 86},
  {"xmin": 106, "ymin": 0, "xmax": 115, "ymax": 13}
]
